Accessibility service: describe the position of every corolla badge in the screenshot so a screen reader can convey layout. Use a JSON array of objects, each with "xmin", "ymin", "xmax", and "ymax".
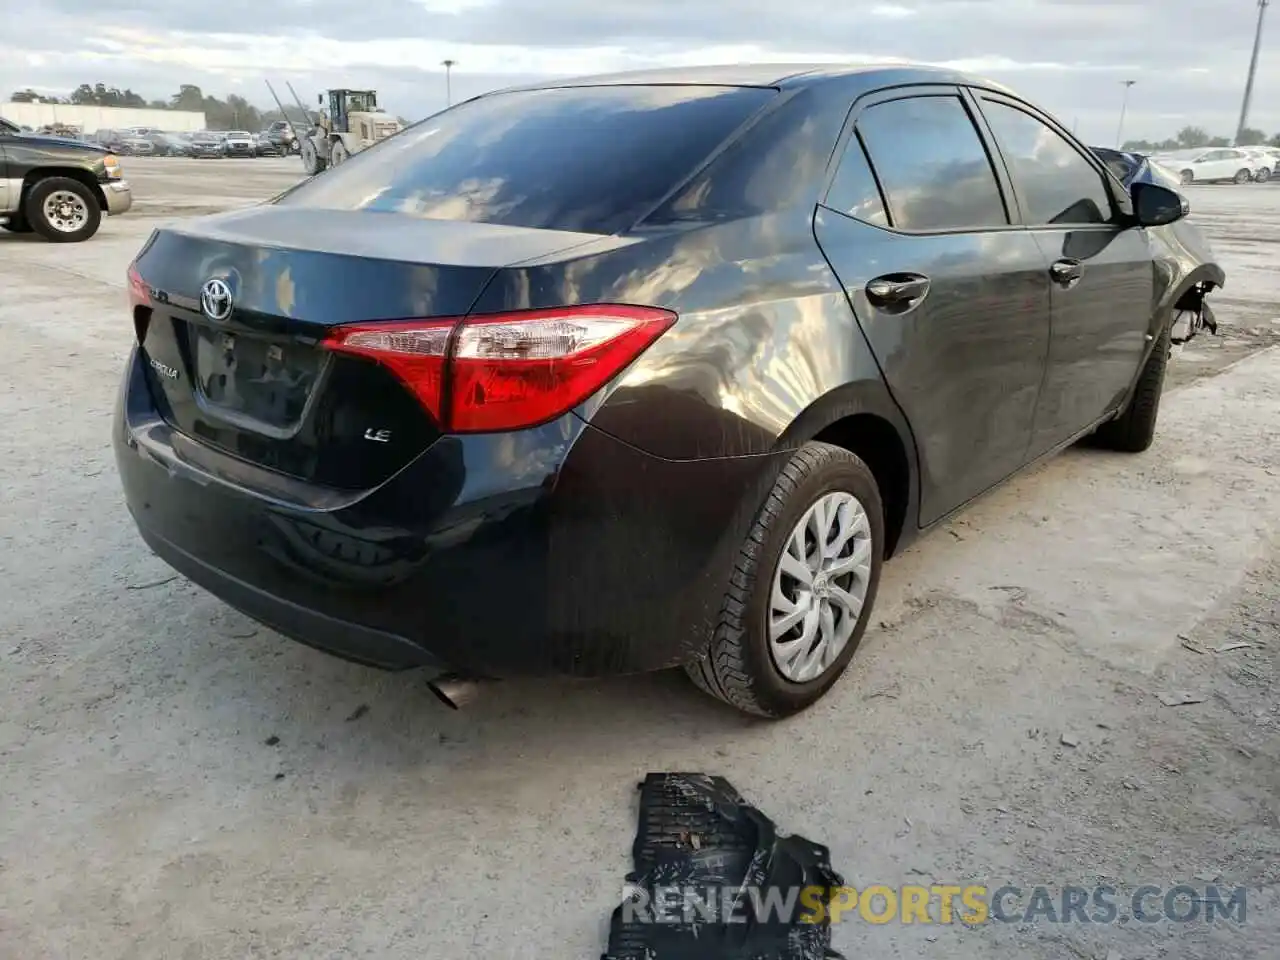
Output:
[
  {"xmin": 200, "ymin": 278, "xmax": 234, "ymax": 321},
  {"xmin": 148, "ymin": 356, "xmax": 179, "ymax": 379}
]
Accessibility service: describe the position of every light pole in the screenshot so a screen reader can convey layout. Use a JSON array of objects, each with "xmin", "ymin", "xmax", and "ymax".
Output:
[
  {"xmin": 1235, "ymin": 0, "xmax": 1270, "ymax": 145},
  {"xmin": 441, "ymin": 59, "xmax": 457, "ymax": 107},
  {"xmin": 1116, "ymin": 80, "xmax": 1136, "ymax": 148}
]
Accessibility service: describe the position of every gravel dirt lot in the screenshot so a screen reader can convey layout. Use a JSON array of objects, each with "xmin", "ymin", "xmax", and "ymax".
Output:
[{"xmin": 1, "ymin": 158, "xmax": 1278, "ymax": 960}]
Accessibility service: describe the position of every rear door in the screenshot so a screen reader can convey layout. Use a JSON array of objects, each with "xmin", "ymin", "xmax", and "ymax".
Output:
[
  {"xmin": 814, "ymin": 87, "xmax": 1053, "ymax": 525},
  {"xmin": 972, "ymin": 92, "xmax": 1155, "ymax": 455}
]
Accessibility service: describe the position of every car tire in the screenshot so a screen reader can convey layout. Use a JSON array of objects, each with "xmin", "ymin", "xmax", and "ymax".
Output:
[
  {"xmin": 1180, "ymin": 169, "xmax": 1194, "ymax": 184},
  {"xmin": 1257, "ymin": 168, "xmax": 1271, "ymax": 183},
  {"xmin": 1090, "ymin": 321, "xmax": 1171, "ymax": 453},
  {"xmin": 1235, "ymin": 168, "xmax": 1252, "ymax": 184},
  {"xmin": 331, "ymin": 139, "xmax": 349, "ymax": 166},
  {"xmin": 685, "ymin": 441, "xmax": 884, "ymax": 718},
  {"xmin": 24, "ymin": 177, "xmax": 101, "ymax": 243},
  {"xmin": 301, "ymin": 139, "xmax": 326, "ymax": 175}
]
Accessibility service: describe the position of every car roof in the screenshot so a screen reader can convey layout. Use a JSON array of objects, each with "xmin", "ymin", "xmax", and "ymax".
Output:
[{"xmin": 507, "ymin": 61, "xmax": 1017, "ymax": 94}]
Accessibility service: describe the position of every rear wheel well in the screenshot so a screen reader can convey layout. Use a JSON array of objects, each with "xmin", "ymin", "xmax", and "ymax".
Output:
[
  {"xmin": 813, "ymin": 414, "xmax": 910, "ymax": 558},
  {"xmin": 23, "ymin": 167, "xmax": 106, "ymax": 211}
]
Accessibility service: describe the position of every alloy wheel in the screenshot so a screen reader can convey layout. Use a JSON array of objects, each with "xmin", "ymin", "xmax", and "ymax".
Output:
[{"xmin": 768, "ymin": 491, "xmax": 873, "ymax": 683}]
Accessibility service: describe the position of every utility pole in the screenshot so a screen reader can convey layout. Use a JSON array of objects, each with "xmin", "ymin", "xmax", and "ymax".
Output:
[
  {"xmin": 1116, "ymin": 80, "xmax": 1136, "ymax": 148},
  {"xmin": 441, "ymin": 59, "xmax": 457, "ymax": 107},
  {"xmin": 1235, "ymin": 0, "xmax": 1270, "ymax": 145}
]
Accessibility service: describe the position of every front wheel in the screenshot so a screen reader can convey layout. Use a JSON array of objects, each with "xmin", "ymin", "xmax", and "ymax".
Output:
[
  {"xmin": 330, "ymin": 139, "xmax": 349, "ymax": 166},
  {"xmin": 300, "ymin": 139, "xmax": 326, "ymax": 175},
  {"xmin": 1180, "ymin": 169, "xmax": 1194, "ymax": 184},
  {"xmin": 1256, "ymin": 168, "xmax": 1271, "ymax": 183},
  {"xmin": 1234, "ymin": 168, "xmax": 1252, "ymax": 184},
  {"xmin": 1090, "ymin": 322, "xmax": 1171, "ymax": 453},
  {"xmin": 24, "ymin": 177, "xmax": 101, "ymax": 243},
  {"xmin": 685, "ymin": 442, "xmax": 884, "ymax": 718}
]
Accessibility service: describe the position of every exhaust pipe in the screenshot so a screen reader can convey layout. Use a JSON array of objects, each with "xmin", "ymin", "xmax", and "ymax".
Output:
[{"xmin": 428, "ymin": 674, "xmax": 482, "ymax": 710}]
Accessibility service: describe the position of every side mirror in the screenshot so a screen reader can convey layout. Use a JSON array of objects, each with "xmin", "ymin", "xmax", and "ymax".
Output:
[{"xmin": 1132, "ymin": 181, "xmax": 1189, "ymax": 227}]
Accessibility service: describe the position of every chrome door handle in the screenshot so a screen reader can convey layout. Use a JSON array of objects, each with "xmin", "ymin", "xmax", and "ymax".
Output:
[
  {"xmin": 866, "ymin": 275, "xmax": 931, "ymax": 305},
  {"xmin": 1049, "ymin": 259, "xmax": 1084, "ymax": 287}
]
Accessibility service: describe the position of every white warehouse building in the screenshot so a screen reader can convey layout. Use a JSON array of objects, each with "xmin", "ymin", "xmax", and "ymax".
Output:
[{"xmin": 1, "ymin": 102, "xmax": 206, "ymax": 133}]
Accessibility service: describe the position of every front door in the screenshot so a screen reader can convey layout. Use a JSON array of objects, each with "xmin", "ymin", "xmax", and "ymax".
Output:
[
  {"xmin": 972, "ymin": 93, "xmax": 1156, "ymax": 455},
  {"xmin": 814, "ymin": 89, "xmax": 1053, "ymax": 525}
]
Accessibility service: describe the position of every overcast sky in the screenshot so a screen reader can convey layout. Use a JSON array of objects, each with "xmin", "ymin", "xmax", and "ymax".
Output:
[{"xmin": 2, "ymin": 0, "xmax": 1275, "ymax": 143}]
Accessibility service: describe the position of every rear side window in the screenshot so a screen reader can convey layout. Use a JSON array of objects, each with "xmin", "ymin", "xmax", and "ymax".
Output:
[
  {"xmin": 825, "ymin": 133, "xmax": 889, "ymax": 226},
  {"xmin": 276, "ymin": 85, "xmax": 775, "ymax": 235},
  {"xmin": 855, "ymin": 95, "xmax": 1008, "ymax": 231},
  {"xmin": 980, "ymin": 99, "xmax": 1114, "ymax": 226}
]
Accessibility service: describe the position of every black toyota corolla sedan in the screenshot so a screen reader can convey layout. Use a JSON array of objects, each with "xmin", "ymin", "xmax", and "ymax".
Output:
[{"xmin": 115, "ymin": 63, "xmax": 1224, "ymax": 717}]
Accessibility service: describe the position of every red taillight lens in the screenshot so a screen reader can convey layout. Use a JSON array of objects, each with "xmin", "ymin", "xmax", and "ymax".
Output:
[
  {"xmin": 323, "ymin": 304, "xmax": 676, "ymax": 433},
  {"xmin": 127, "ymin": 263, "xmax": 150, "ymax": 309},
  {"xmin": 322, "ymin": 320, "xmax": 455, "ymax": 425}
]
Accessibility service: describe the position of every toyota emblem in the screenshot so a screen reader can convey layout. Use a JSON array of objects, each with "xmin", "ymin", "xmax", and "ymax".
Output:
[{"xmin": 200, "ymin": 278, "xmax": 234, "ymax": 321}]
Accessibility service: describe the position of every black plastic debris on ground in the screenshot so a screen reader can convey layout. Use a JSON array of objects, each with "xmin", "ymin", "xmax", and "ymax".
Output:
[{"xmin": 602, "ymin": 773, "xmax": 846, "ymax": 960}]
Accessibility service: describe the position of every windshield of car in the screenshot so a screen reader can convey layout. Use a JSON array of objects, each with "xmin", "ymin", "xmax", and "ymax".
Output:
[{"xmin": 275, "ymin": 84, "xmax": 776, "ymax": 235}]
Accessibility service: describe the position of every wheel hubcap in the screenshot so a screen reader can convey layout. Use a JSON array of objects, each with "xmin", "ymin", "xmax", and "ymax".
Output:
[
  {"xmin": 43, "ymin": 191, "xmax": 88, "ymax": 233},
  {"xmin": 768, "ymin": 491, "xmax": 873, "ymax": 684}
]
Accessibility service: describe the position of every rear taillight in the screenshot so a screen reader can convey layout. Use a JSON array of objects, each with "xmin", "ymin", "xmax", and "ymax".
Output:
[
  {"xmin": 127, "ymin": 263, "xmax": 149, "ymax": 309},
  {"xmin": 127, "ymin": 263, "xmax": 152, "ymax": 343},
  {"xmin": 322, "ymin": 304, "xmax": 676, "ymax": 433}
]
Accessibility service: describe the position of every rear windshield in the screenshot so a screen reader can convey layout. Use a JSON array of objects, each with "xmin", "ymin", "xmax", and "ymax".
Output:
[{"xmin": 275, "ymin": 84, "xmax": 776, "ymax": 235}]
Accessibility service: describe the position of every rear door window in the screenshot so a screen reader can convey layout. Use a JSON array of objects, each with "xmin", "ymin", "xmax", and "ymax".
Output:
[
  {"xmin": 854, "ymin": 95, "xmax": 1009, "ymax": 232},
  {"xmin": 276, "ymin": 85, "xmax": 776, "ymax": 235},
  {"xmin": 980, "ymin": 99, "xmax": 1116, "ymax": 225}
]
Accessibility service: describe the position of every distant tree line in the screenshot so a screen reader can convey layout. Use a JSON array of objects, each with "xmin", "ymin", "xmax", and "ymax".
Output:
[
  {"xmin": 9, "ymin": 82, "xmax": 409, "ymax": 131},
  {"xmin": 9, "ymin": 82, "xmax": 313, "ymax": 131},
  {"xmin": 1122, "ymin": 125, "xmax": 1280, "ymax": 153}
]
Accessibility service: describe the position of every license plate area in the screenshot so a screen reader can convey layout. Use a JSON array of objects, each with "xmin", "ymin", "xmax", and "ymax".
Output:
[{"xmin": 183, "ymin": 320, "xmax": 325, "ymax": 432}]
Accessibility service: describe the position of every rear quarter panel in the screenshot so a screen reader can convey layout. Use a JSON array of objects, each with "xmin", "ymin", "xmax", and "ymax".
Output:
[{"xmin": 469, "ymin": 209, "xmax": 902, "ymax": 461}]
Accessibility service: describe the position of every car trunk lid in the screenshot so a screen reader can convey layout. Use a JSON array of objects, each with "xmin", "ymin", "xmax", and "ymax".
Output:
[{"xmin": 131, "ymin": 207, "xmax": 624, "ymax": 491}]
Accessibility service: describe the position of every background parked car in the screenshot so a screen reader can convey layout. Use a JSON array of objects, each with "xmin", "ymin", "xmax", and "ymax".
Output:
[
  {"xmin": 221, "ymin": 131, "xmax": 256, "ymax": 158},
  {"xmin": 253, "ymin": 132, "xmax": 283, "ymax": 157},
  {"xmin": 1154, "ymin": 147, "xmax": 1256, "ymax": 184},
  {"xmin": 146, "ymin": 132, "xmax": 194, "ymax": 157},
  {"xmin": 188, "ymin": 131, "xmax": 225, "ymax": 158},
  {"xmin": 1241, "ymin": 146, "xmax": 1280, "ymax": 182},
  {"xmin": 93, "ymin": 129, "xmax": 154, "ymax": 156}
]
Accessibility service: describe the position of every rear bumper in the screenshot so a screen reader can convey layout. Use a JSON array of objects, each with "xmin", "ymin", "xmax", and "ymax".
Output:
[
  {"xmin": 103, "ymin": 180, "xmax": 132, "ymax": 216},
  {"xmin": 113, "ymin": 347, "xmax": 783, "ymax": 677}
]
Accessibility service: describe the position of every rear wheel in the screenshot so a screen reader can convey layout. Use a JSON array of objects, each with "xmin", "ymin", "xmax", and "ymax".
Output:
[
  {"xmin": 685, "ymin": 442, "xmax": 884, "ymax": 718},
  {"xmin": 1091, "ymin": 321, "xmax": 1171, "ymax": 453},
  {"xmin": 24, "ymin": 177, "xmax": 101, "ymax": 243},
  {"xmin": 1234, "ymin": 168, "xmax": 1252, "ymax": 184}
]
